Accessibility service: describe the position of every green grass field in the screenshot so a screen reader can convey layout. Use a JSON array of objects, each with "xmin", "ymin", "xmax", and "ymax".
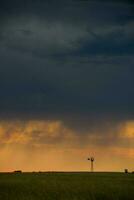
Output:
[{"xmin": 0, "ymin": 172, "xmax": 134, "ymax": 200}]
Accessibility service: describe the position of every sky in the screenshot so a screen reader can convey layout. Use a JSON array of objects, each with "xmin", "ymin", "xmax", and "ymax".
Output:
[{"xmin": 0, "ymin": 0, "xmax": 134, "ymax": 172}]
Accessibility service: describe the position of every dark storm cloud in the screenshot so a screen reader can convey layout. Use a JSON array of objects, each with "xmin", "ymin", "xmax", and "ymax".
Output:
[
  {"xmin": 0, "ymin": 0, "xmax": 134, "ymax": 127},
  {"xmin": 0, "ymin": 0, "xmax": 133, "ymax": 56}
]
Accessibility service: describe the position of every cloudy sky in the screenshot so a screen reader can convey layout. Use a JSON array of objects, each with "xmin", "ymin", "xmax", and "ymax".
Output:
[{"xmin": 0, "ymin": 0, "xmax": 134, "ymax": 172}]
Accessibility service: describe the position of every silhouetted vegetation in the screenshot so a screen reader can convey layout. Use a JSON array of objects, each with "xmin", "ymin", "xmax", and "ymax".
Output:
[
  {"xmin": 124, "ymin": 169, "xmax": 128, "ymax": 173},
  {"xmin": 13, "ymin": 170, "xmax": 22, "ymax": 173}
]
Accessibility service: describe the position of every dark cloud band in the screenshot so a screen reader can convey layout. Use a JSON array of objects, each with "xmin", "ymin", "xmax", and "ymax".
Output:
[{"xmin": 0, "ymin": 0, "xmax": 134, "ymax": 124}]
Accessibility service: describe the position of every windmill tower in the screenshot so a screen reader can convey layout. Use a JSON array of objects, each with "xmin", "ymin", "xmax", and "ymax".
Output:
[{"xmin": 87, "ymin": 157, "xmax": 95, "ymax": 172}]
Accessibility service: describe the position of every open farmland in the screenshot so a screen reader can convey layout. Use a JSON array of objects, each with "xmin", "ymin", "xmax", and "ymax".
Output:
[{"xmin": 0, "ymin": 172, "xmax": 134, "ymax": 200}]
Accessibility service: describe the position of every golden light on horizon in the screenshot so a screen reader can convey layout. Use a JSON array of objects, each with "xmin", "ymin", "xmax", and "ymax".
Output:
[
  {"xmin": 0, "ymin": 119, "xmax": 134, "ymax": 172},
  {"xmin": 124, "ymin": 121, "xmax": 134, "ymax": 138}
]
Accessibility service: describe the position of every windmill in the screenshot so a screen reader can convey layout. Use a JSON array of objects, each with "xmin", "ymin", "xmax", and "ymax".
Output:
[{"xmin": 87, "ymin": 157, "xmax": 95, "ymax": 172}]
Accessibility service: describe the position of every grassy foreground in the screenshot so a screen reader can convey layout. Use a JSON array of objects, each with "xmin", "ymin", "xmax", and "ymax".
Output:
[{"xmin": 0, "ymin": 172, "xmax": 134, "ymax": 200}]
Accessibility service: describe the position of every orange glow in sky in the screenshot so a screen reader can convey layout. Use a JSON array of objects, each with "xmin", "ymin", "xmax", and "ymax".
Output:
[{"xmin": 0, "ymin": 119, "xmax": 134, "ymax": 172}]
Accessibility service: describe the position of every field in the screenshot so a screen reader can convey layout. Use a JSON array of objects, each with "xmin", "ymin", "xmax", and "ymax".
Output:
[{"xmin": 0, "ymin": 172, "xmax": 134, "ymax": 200}]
